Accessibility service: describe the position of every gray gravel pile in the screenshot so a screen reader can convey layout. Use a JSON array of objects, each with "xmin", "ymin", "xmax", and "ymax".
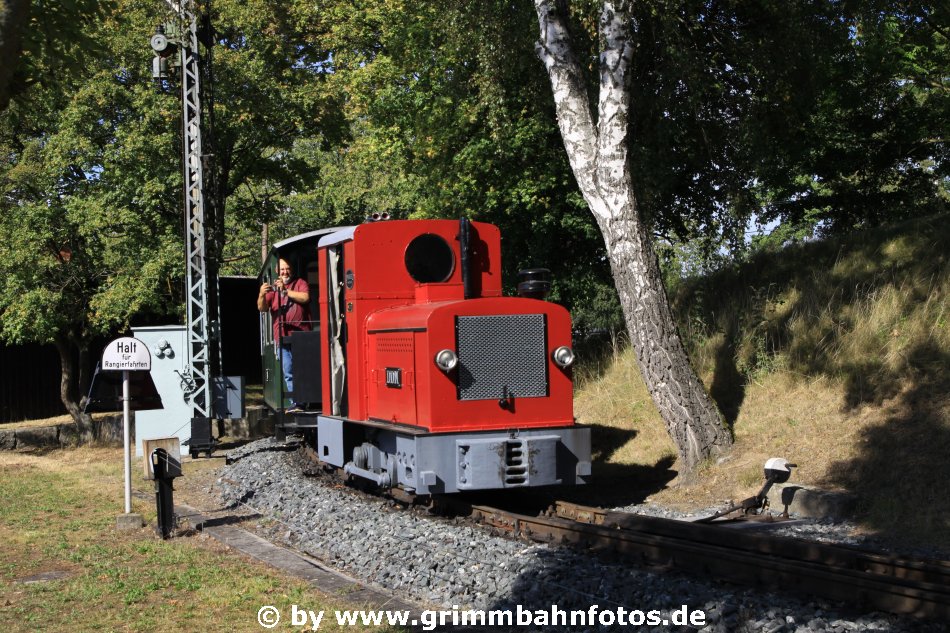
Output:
[{"xmin": 216, "ymin": 439, "xmax": 944, "ymax": 632}]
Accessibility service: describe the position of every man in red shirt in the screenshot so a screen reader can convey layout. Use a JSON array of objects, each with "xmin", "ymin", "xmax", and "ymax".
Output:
[{"xmin": 257, "ymin": 258, "xmax": 311, "ymax": 413}]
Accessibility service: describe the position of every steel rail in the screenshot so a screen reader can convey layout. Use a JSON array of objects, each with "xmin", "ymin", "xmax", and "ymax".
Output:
[
  {"xmin": 556, "ymin": 501, "xmax": 950, "ymax": 586},
  {"xmin": 466, "ymin": 501, "xmax": 950, "ymax": 620}
]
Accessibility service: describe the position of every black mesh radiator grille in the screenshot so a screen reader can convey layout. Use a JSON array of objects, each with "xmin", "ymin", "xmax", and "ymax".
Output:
[{"xmin": 456, "ymin": 314, "xmax": 548, "ymax": 401}]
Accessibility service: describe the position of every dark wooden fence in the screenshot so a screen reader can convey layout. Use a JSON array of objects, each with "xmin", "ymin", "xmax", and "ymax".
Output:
[{"xmin": 0, "ymin": 343, "xmax": 66, "ymax": 422}]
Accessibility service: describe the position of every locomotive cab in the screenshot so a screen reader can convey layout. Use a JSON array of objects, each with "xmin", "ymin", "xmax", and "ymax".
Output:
[
  {"xmin": 258, "ymin": 227, "xmax": 350, "ymax": 412},
  {"xmin": 317, "ymin": 219, "xmax": 508, "ymax": 422}
]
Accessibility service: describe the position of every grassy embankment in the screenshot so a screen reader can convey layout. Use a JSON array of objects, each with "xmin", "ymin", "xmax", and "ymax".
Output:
[
  {"xmin": 576, "ymin": 215, "xmax": 950, "ymax": 548},
  {"xmin": 0, "ymin": 449, "xmax": 395, "ymax": 632}
]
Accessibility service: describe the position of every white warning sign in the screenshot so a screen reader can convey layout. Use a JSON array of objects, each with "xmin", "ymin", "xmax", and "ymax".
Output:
[{"xmin": 102, "ymin": 337, "xmax": 151, "ymax": 371}]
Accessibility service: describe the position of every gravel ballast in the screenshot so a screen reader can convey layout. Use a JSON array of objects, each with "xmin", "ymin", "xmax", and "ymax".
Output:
[{"xmin": 215, "ymin": 438, "xmax": 945, "ymax": 632}]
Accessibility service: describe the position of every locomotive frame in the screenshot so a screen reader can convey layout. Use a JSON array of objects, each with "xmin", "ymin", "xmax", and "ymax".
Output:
[{"xmin": 259, "ymin": 218, "xmax": 591, "ymax": 495}]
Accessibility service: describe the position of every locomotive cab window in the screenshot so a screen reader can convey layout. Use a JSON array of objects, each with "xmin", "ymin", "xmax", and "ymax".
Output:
[{"xmin": 405, "ymin": 234, "xmax": 455, "ymax": 283}]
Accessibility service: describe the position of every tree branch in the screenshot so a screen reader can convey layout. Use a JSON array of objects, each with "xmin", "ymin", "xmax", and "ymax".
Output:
[
  {"xmin": 922, "ymin": 13, "xmax": 950, "ymax": 42},
  {"xmin": 222, "ymin": 253, "xmax": 254, "ymax": 264}
]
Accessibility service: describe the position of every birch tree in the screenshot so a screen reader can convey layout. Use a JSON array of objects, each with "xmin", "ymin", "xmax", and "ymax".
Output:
[{"xmin": 534, "ymin": 0, "xmax": 732, "ymax": 471}]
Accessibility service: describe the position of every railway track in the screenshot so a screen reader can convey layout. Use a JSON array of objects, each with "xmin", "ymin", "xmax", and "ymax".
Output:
[
  {"xmin": 299, "ymin": 443, "xmax": 950, "ymax": 620},
  {"xmin": 462, "ymin": 499, "xmax": 950, "ymax": 621}
]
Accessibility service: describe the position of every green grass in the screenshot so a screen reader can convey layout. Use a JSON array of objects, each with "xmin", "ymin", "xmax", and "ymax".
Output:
[{"xmin": 0, "ymin": 449, "xmax": 398, "ymax": 632}]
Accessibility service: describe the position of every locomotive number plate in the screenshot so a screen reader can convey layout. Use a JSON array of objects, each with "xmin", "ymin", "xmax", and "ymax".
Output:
[{"xmin": 385, "ymin": 367, "xmax": 402, "ymax": 388}]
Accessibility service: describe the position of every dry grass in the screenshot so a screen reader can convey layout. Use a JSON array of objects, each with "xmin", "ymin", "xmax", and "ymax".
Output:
[
  {"xmin": 1, "ymin": 411, "xmax": 121, "ymax": 429},
  {"xmin": 574, "ymin": 347, "xmax": 674, "ymax": 469},
  {"xmin": 575, "ymin": 215, "xmax": 950, "ymax": 548}
]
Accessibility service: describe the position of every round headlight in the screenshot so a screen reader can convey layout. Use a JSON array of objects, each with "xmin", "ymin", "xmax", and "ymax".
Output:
[
  {"xmin": 434, "ymin": 349, "xmax": 458, "ymax": 372},
  {"xmin": 552, "ymin": 346, "xmax": 575, "ymax": 368}
]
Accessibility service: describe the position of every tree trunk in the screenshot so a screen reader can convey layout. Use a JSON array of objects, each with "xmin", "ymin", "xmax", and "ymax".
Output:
[
  {"xmin": 54, "ymin": 335, "xmax": 95, "ymax": 442},
  {"xmin": 77, "ymin": 343, "xmax": 91, "ymax": 410},
  {"xmin": 603, "ymin": 214, "xmax": 732, "ymax": 470},
  {"xmin": 535, "ymin": 0, "xmax": 732, "ymax": 472},
  {"xmin": 0, "ymin": 0, "xmax": 30, "ymax": 111}
]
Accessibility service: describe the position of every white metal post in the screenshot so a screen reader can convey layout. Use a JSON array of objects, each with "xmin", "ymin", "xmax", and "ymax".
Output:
[{"xmin": 123, "ymin": 369, "xmax": 132, "ymax": 514}]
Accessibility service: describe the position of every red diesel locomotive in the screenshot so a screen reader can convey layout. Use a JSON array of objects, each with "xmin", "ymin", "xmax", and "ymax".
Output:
[{"xmin": 259, "ymin": 218, "xmax": 591, "ymax": 494}]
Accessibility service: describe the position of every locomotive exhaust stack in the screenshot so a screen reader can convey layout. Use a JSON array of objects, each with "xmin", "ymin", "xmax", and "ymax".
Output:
[{"xmin": 517, "ymin": 268, "xmax": 552, "ymax": 300}]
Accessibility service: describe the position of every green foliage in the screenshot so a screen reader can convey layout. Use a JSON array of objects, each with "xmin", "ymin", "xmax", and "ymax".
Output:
[
  {"xmin": 183, "ymin": 0, "xmax": 950, "ymax": 333},
  {"xmin": 0, "ymin": 1, "xmax": 183, "ymax": 350},
  {"xmin": 309, "ymin": 0, "xmax": 948, "ymax": 332},
  {"xmin": 300, "ymin": 0, "xmax": 617, "ymax": 326},
  {"xmin": 556, "ymin": 1, "xmax": 949, "ymax": 254},
  {"xmin": 754, "ymin": 2, "xmax": 949, "ymax": 235},
  {"xmin": 3, "ymin": 0, "xmax": 948, "ymax": 368},
  {"xmin": 1, "ymin": 0, "xmax": 351, "ymax": 339},
  {"xmin": 208, "ymin": 0, "xmax": 347, "ymax": 273},
  {"xmin": 0, "ymin": 0, "xmax": 110, "ymax": 110}
]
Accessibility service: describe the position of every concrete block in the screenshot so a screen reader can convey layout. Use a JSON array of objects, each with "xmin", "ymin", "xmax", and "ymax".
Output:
[
  {"xmin": 252, "ymin": 407, "xmax": 276, "ymax": 436},
  {"xmin": 14, "ymin": 426, "xmax": 59, "ymax": 449},
  {"xmin": 57, "ymin": 424, "xmax": 79, "ymax": 446},
  {"xmin": 220, "ymin": 417, "xmax": 250, "ymax": 438},
  {"xmin": 773, "ymin": 483, "xmax": 856, "ymax": 520},
  {"xmin": 115, "ymin": 513, "xmax": 144, "ymax": 530},
  {"xmin": 94, "ymin": 414, "xmax": 127, "ymax": 443},
  {"xmin": 219, "ymin": 406, "xmax": 274, "ymax": 440},
  {"xmin": 246, "ymin": 405, "xmax": 268, "ymax": 436},
  {"xmin": 0, "ymin": 429, "xmax": 16, "ymax": 450}
]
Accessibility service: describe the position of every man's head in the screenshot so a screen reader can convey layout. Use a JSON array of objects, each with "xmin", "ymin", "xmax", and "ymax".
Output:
[{"xmin": 278, "ymin": 258, "xmax": 293, "ymax": 283}]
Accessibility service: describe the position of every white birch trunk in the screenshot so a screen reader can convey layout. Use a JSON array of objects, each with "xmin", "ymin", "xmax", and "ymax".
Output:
[{"xmin": 535, "ymin": 0, "xmax": 732, "ymax": 472}]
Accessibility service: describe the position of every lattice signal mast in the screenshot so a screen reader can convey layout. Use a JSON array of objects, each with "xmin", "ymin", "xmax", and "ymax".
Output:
[{"xmin": 150, "ymin": 0, "xmax": 220, "ymax": 430}]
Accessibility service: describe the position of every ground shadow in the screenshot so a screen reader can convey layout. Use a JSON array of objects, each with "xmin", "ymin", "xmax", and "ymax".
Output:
[
  {"xmin": 708, "ymin": 324, "xmax": 745, "ymax": 430},
  {"xmin": 559, "ymin": 423, "xmax": 678, "ymax": 507},
  {"xmin": 665, "ymin": 218, "xmax": 950, "ymax": 547},
  {"xmin": 479, "ymin": 545, "xmax": 741, "ymax": 632},
  {"xmin": 558, "ymin": 455, "xmax": 678, "ymax": 508},
  {"xmin": 589, "ymin": 423, "xmax": 638, "ymax": 464},
  {"xmin": 194, "ymin": 512, "xmax": 263, "ymax": 529},
  {"xmin": 676, "ymin": 217, "xmax": 949, "ymax": 403},
  {"xmin": 820, "ymin": 343, "xmax": 950, "ymax": 548},
  {"xmin": 212, "ymin": 438, "xmax": 252, "ymax": 452}
]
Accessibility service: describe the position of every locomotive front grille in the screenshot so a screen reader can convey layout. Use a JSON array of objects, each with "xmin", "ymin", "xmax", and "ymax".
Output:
[{"xmin": 456, "ymin": 314, "xmax": 547, "ymax": 401}]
